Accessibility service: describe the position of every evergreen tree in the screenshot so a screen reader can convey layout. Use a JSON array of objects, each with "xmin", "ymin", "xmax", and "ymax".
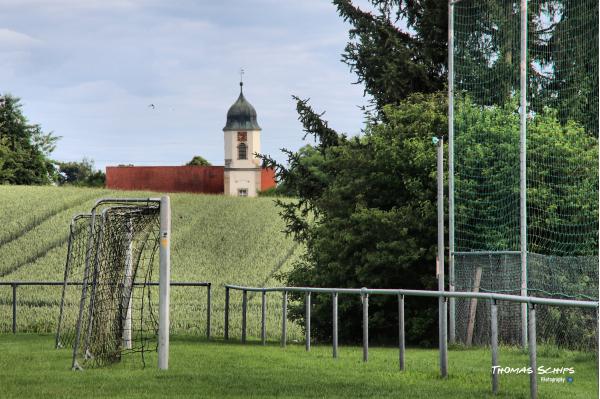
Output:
[{"xmin": 0, "ymin": 95, "xmax": 59, "ymax": 185}]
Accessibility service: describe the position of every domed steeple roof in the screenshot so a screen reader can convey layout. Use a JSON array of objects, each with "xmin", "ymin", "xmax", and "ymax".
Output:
[{"xmin": 223, "ymin": 82, "xmax": 261, "ymax": 131}]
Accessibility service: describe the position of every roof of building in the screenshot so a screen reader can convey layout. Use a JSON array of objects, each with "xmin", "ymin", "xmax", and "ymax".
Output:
[{"xmin": 223, "ymin": 82, "xmax": 261, "ymax": 131}]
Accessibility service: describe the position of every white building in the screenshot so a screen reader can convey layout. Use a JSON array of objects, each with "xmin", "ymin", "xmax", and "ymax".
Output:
[{"xmin": 223, "ymin": 82, "xmax": 263, "ymax": 197}]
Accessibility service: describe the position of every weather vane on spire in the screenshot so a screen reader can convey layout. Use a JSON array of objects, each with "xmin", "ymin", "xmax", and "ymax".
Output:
[{"xmin": 239, "ymin": 68, "xmax": 245, "ymax": 93}]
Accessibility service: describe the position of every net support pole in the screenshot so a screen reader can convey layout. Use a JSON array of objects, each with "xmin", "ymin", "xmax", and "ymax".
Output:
[
  {"xmin": 519, "ymin": 0, "xmax": 528, "ymax": 349},
  {"xmin": 447, "ymin": 0, "xmax": 456, "ymax": 347},
  {"xmin": 436, "ymin": 136, "xmax": 448, "ymax": 378},
  {"xmin": 158, "ymin": 195, "xmax": 171, "ymax": 370}
]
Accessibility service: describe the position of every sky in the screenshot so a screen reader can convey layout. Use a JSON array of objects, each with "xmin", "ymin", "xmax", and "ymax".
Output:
[{"xmin": 0, "ymin": 0, "xmax": 372, "ymax": 170}]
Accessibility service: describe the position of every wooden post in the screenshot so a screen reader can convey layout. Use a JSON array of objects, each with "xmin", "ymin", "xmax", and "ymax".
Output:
[{"xmin": 466, "ymin": 267, "xmax": 483, "ymax": 346}]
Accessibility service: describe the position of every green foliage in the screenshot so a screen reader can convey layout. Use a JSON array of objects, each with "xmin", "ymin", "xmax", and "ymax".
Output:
[
  {"xmin": 0, "ymin": 95, "xmax": 60, "ymax": 184},
  {"xmin": 455, "ymin": 95, "xmax": 598, "ymax": 256},
  {"xmin": 334, "ymin": 0, "xmax": 447, "ymax": 111},
  {"xmin": 57, "ymin": 158, "xmax": 105, "ymax": 187},
  {"xmin": 186, "ymin": 155, "xmax": 212, "ymax": 166},
  {"xmin": 265, "ymin": 91, "xmax": 597, "ymax": 346},
  {"xmin": 262, "ymin": 93, "xmax": 447, "ymax": 345}
]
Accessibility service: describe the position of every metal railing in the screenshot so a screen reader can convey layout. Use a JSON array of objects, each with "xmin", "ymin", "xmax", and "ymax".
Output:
[
  {"xmin": 224, "ymin": 284, "xmax": 598, "ymax": 399},
  {"xmin": 0, "ymin": 281, "xmax": 212, "ymax": 339}
]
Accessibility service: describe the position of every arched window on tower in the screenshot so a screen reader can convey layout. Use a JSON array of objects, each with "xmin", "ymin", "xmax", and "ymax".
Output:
[{"xmin": 238, "ymin": 143, "xmax": 247, "ymax": 160}]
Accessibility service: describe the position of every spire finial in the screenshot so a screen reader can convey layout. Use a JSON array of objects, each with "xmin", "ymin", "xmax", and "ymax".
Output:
[{"xmin": 239, "ymin": 68, "xmax": 244, "ymax": 93}]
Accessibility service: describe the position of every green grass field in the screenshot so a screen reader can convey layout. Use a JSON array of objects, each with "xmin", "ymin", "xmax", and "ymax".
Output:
[
  {"xmin": 0, "ymin": 186, "xmax": 304, "ymax": 339},
  {"xmin": 0, "ymin": 334, "xmax": 597, "ymax": 398}
]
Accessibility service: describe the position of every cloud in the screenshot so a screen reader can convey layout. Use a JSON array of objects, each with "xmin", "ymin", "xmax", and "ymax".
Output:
[{"xmin": 0, "ymin": 28, "xmax": 41, "ymax": 49}]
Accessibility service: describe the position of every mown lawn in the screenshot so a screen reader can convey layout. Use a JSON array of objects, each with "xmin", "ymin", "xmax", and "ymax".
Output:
[{"xmin": 0, "ymin": 334, "xmax": 596, "ymax": 398}]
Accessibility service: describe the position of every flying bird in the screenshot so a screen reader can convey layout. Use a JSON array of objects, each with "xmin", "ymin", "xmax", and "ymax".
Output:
[{"xmin": 148, "ymin": 104, "xmax": 156, "ymax": 109}]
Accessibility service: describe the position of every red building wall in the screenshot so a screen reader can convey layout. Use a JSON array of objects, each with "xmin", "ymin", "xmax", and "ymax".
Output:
[
  {"xmin": 106, "ymin": 166, "xmax": 224, "ymax": 194},
  {"xmin": 261, "ymin": 168, "xmax": 277, "ymax": 191},
  {"xmin": 106, "ymin": 166, "xmax": 277, "ymax": 194}
]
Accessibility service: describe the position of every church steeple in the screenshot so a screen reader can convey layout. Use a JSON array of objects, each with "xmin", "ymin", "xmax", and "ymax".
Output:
[
  {"xmin": 223, "ymin": 79, "xmax": 261, "ymax": 131},
  {"xmin": 223, "ymin": 72, "xmax": 263, "ymax": 197}
]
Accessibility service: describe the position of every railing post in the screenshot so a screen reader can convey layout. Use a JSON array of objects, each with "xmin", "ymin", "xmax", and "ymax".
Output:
[
  {"xmin": 399, "ymin": 294, "xmax": 405, "ymax": 371},
  {"xmin": 224, "ymin": 287, "xmax": 230, "ymax": 340},
  {"xmin": 12, "ymin": 283, "xmax": 17, "ymax": 334},
  {"xmin": 241, "ymin": 290, "xmax": 247, "ymax": 344},
  {"xmin": 332, "ymin": 292, "xmax": 338, "ymax": 359},
  {"xmin": 261, "ymin": 291, "xmax": 266, "ymax": 345},
  {"xmin": 206, "ymin": 283, "xmax": 211, "ymax": 340},
  {"xmin": 305, "ymin": 292, "xmax": 311, "ymax": 351},
  {"xmin": 528, "ymin": 304, "xmax": 537, "ymax": 399},
  {"xmin": 491, "ymin": 300, "xmax": 499, "ymax": 395},
  {"xmin": 362, "ymin": 290, "xmax": 368, "ymax": 362},
  {"xmin": 281, "ymin": 291, "xmax": 287, "ymax": 348}
]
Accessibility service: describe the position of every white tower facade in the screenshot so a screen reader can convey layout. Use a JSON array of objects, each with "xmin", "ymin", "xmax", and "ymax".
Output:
[{"xmin": 223, "ymin": 82, "xmax": 262, "ymax": 197}]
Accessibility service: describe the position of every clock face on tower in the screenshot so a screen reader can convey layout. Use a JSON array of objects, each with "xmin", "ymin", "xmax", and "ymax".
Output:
[{"xmin": 237, "ymin": 132, "xmax": 247, "ymax": 142}]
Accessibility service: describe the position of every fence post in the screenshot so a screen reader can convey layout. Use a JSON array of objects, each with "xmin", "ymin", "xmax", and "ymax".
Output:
[
  {"xmin": 206, "ymin": 283, "xmax": 211, "ymax": 340},
  {"xmin": 241, "ymin": 290, "xmax": 247, "ymax": 344},
  {"xmin": 261, "ymin": 291, "xmax": 266, "ymax": 345},
  {"xmin": 281, "ymin": 291, "xmax": 287, "ymax": 348},
  {"xmin": 333, "ymin": 292, "xmax": 338, "ymax": 359},
  {"xmin": 491, "ymin": 300, "xmax": 499, "ymax": 395},
  {"xmin": 362, "ymin": 290, "xmax": 368, "ymax": 362},
  {"xmin": 224, "ymin": 287, "xmax": 230, "ymax": 340},
  {"xmin": 399, "ymin": 294, "xmax": 405, "ymax": 371},
  {"xmin": 12, "ymin": 283, "xmax": 17, "ymax": 334},
  {"xmin": 305, "ymin": 292, "xmax": 311, "ymax": 351},
  {"xmin": 528, "ymin": 304, "xmax": 537, "ymax": 399}
]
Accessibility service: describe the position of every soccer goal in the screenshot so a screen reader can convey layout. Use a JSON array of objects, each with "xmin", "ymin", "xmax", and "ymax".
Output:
[{"xmin": 56, "ymin": 197, "xmax": 171, "ymax": 370}]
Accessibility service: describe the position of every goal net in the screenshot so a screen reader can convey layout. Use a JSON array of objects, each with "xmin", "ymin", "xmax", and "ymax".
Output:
[
  {"xmin": 451, "ymin": 0, "xmax": 598, "ymax": 349},
  {"xmin": 56, "ymin": 198, "xmax": 171, "ymax": 370}
]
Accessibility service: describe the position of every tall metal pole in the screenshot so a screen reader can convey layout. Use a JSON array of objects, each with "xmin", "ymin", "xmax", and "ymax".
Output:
[
  {"xmin": 447, "ymin": 0, "xmax": 456, "ymax": 346},
  {"xmin": 436, "ymin": 136, "xmax": 448, "ymax": 378},
  {"xmin": 158, "ymin": 196, "xmax": 171, "ymax": 370},
  {"xmin": 519, "ymin": 0, "xmax": 528, "ymax": 349}
]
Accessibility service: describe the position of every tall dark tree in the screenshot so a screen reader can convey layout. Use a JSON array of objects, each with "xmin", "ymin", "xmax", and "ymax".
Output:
[
  {"xmin": 334, "ymin": 0, "xmax": 447, "ymax": 110},
  {"xmin": 0, "ymin": 95, "xmax": 59, "ymax": 184}
]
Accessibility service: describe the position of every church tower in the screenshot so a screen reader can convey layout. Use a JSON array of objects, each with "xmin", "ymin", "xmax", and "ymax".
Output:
[{"xmin": 223, "ymin": 80, "xmax": 262, "ymax": 197}]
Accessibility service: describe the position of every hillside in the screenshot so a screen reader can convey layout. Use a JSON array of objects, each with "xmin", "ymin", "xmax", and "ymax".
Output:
[{"xmin": 0, "ymin": 186, "xmax": 303, "ymax": 339}]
